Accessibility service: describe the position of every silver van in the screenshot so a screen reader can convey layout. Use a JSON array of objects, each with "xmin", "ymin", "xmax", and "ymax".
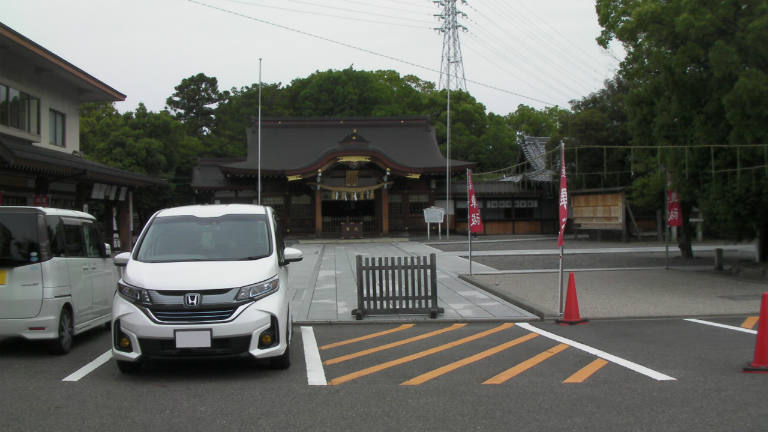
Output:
[{"xmin": 0, "ymin": 207, "xmax": 118, "ymax": 354}]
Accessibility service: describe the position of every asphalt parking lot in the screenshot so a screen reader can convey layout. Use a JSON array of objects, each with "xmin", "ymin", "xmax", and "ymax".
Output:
[
  {"xmin": 2, "ymin": 237, "xmax": 767, "ymax": 431},
  {"xmin": 1, "ymin": 313, "xmax": 766, "ymax": 431}
]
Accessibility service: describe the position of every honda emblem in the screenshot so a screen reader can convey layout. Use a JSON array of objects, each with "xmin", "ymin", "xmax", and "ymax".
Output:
[{"xmin": 184, "ymin": 293, "xmax": 201, "ymax": 308}]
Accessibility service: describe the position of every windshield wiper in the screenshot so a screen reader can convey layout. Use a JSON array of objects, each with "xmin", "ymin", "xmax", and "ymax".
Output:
[{"xmin": 239, "ymin": 255, "xmax": 267, "ymax": 261}]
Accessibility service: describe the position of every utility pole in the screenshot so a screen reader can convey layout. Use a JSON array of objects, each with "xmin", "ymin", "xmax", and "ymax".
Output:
[{"xmin": 434, "ymin": 0, "xmax": 468, "ymax": 239}]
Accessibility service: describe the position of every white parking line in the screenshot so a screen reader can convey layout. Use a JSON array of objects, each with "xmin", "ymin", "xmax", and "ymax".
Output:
[
  {"xmin": 517, "ymin": 323, "xmax": 676, "ymax": 381},
  {"xmin": 301, "ymin": 326, "xmax": 327, "ymax": 385},
  {"xmin": 62, "ymin": 350, "xmax": 113, "ymax": 382},
  {"xmin": 684, "ymin": 319, "xmax": 757, "ymax": 335}
]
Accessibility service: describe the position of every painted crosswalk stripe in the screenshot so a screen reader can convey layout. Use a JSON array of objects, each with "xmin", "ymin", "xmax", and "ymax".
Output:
[
  {"xmin": 684, "ymin": 318, "xmax": 757, "ymax": 335},
  {"xmin": 324, "ymin": 323, "xmax": 465, "ymax": 366},
  {"xmin": 401, "ymin": 332, "xmax": 539, "ymax": 386},
  {"xmin": 62, "ymin": 350, "xmax": 112, "ymax": 382},
  {"xmin": 329, "ymin": 323, "xmax": 515, "ymax": 385},
  {"xmin": 301, "ymin": 326, "xmax": 327, "ymax": 386},
  {"xmin": 741, "ymin": 316, "xmax": 759, "ymax": 330},
  {"xmin": 484, "ymin": 344, "xmax": 569, "ymax": 384},
  {"xmin": 320, "ymin": 324, "xmax": 415, "ymax": 350},
  {"xmin": 518, "ymin": 323, "xmax": 676, "ymax": 381},
  {"xmin": 564, "ymin": 358, "xmax": 610, "ymax": 383}
]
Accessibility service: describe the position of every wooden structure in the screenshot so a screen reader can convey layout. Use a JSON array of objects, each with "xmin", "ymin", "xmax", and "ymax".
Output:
[
  {"xmin": 192, "ymin": 117, "xmax": 473, "ymax": 237},
  {"xmin": 352, "ymin": 254, "xmax": 442, "ymax": 320}
]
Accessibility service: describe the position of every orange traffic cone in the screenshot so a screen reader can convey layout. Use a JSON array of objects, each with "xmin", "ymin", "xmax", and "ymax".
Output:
[
  {"xmin": 743, "ymin": 292, "xmax": 768, "ymax": 373},
  {"xmin": 556, "ymin": 272, "xmax": 588, "ymax": 326}
]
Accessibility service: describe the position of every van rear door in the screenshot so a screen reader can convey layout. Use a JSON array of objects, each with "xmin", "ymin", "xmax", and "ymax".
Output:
[{"xmin": 0, "ymin": 211, "xmax": 44, "ymax": 319}]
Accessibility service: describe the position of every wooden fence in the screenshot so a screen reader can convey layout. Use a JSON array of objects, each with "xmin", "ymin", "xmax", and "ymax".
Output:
[{"xmin": 352, "ymin": 254, "xmax": 443, "ymax": 320}]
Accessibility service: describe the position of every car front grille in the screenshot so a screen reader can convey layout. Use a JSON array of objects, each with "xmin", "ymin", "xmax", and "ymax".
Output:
[
  {"xmin": 144, "ymin": 288, "xmax": 241, "ymax": 323},
  {"xmin": 149, "ymin": 307, "xmax": 237, "ymax": 323},
  {"xmin": 138, "ymin": 336, "xmax": 252, "ymax": 358}
]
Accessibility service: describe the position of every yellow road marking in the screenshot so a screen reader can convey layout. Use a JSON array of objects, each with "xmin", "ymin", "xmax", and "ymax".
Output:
[
  {"xmin": 741, "ymin": 316, "xmax": 759, "ymax": 330},
  {"xmin": 328, "ymin": 323, "xmax": 515, "ymax": 385},
  {"xmin": 483, "ymin": 344, "xmax": 570, "ymax": 384},
  {"xmin": 563, "ymin": 358, "xmax": 609, "ymax": 383},
  {"xmin": 401, "ymin": 332, "xmax": 539, "ymax": 386},
  {"xmin": 319, "ymin": 324, "xmax": 415, "ymax": 350},
  {"xmin": 324, "ymin": 323, "xmax": 466, "ymax": 365}
]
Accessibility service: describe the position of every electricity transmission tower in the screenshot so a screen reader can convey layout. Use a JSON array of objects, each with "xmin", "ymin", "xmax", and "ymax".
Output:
[{"xmin": 434, "ymin": 0, "xmax": 468, "ymax": 91}]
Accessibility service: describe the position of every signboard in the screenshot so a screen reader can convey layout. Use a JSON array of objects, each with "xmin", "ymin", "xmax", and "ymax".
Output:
[
  {"xmin": 467, "ymin": 170, "xmax": 484, "ymax": 233},
  {"xmin": 423, "ymin": 206, "xmax": 445, "ymax": 224},
  {"xmin": 667, "ymin": 191, "xmax": 682, "ymax": 227},
  {"xmin": 571, "ymin": 192, "xmax": 625, "ymax": 230},
  {"xmin": 557, "ymin": 146, "xmax": 568, "ymax": 247},
  {"xmin": 33, "ymin": 194, "xmax": 49, "ymax": 207}
]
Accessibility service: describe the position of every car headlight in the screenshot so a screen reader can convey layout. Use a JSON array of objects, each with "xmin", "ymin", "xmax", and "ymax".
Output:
[
  {"xmin": 236, "ymin": 277, "xmax": 279, "ymax": 302},
  {"xmin": 117, "ymin": 280, "xmax": 152, "ymax": 305}
]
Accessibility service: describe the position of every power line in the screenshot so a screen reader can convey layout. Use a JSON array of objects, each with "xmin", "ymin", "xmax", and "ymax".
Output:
[
  {"xmin": 466, "ymin": 2, "xmax": 600, "ymax": 94},
  {"xmin": 187, "ymin": 0, "xmax": 557, "ymax": 106},
  {"xmin": 218, "ymin": 0, "xmax": 433, "ymax": 28},
  {"xmin": 464, "ymin": 30, "xmax": 589, "ymax": 101}
]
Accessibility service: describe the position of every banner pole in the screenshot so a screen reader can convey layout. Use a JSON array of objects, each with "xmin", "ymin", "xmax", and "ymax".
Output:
[
  {"xmin": 467, "ymin": 168, "xmax": 472, "ymax": 275},
  {"xmin": 558, "ymin": 245, "xmax": 564, "ymax": 315},
  {"xmin": 664, "ymin": 166, "xmax": 669, "ymax": 270},
  {"xmin": 557, "ymin": 141, "xmax": 566, "ymax": 315}
]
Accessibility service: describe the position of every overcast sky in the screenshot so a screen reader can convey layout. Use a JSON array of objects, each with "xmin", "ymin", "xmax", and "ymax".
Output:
[{"xmin": 4, "ymin": 0, "xmax": 623, "ymax": 115}]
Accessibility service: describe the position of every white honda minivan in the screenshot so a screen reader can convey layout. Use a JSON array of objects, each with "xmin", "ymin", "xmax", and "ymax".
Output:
[
  {"xmin": 111, "ymin": 204, "xmax": 302, "ymax": 373},
  {"xmin": 0, "ymin": 207, "xmax": 117, "ymax": 354}
]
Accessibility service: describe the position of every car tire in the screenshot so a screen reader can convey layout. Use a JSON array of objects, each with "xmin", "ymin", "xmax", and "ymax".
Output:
[
  {"xmin": 116, "ymin": 360, "xmax": 142, "ymax": 374},
  {"xmin": 269, "ymin": 317, "xmax": 291, "ymax": 370},
  {"xmin": 48, "ymin": 308, "xmax": 73, "ymax": 355}
]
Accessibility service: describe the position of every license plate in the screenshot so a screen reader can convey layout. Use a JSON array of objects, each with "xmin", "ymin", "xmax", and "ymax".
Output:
[
  {"xmin": 0, "ymin": 270, "xmax": 6, "ymax": 285},
  {"xmin": 175, "ymin": 330, "xmax": 212, "ymax": 348}
]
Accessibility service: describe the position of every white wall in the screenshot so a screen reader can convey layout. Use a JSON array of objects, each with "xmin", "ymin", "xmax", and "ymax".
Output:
[{"xmin": 0, "ymin": 61, "xmax": 81, "ymax": 153}]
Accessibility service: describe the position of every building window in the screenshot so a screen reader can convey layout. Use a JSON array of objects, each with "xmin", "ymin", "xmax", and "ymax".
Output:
[
  {"xmin": 0, "ymin": 83, "xmax": 40, "ymax": 135},
  {"xmin": 49, "ymin": 109, "xmax": 65, "ymax": 147},
  {"xmin": 291, "ymin": 195, "xmax": 313, "ymax": 218},
  {"xmin": 408, "ymin": 194, "xmax": 429, "ymax": 215}
]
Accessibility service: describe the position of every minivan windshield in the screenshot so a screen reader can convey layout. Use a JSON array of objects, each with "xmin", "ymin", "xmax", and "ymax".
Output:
[
  {"xmin": 135, "ymin": 213, "xmax": 272, "ymax": 263},
  {"xmin": 0, "ymin": 213, "xmax": 41, "ymax": 267}
]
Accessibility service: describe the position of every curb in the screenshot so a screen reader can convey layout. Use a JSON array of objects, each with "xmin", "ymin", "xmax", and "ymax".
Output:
[{"xmin": 458, "ymin": 274, "xmax": 554, "ymax": 320}]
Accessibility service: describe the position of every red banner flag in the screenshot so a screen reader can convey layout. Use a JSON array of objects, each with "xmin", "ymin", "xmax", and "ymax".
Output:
[
  {"xmin": 667, "ymin": 190, "xmax": 682, "ymax": 227},
  {"xmin": 557, "ymin": 145, "xmax": 568, "ymax": 247},
  {"xmin": 467, "ymin": 170, "xmax": 484, "ymax": 234}
]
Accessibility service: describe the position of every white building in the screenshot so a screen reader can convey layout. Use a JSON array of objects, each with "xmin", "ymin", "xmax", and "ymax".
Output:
[{"xmin": 0, "ymin": 22, "xmax": 161, "ymax": 248}]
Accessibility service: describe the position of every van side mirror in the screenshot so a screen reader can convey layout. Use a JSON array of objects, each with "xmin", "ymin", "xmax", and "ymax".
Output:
[
  {"xmin": 283, "ymin": 247, "xmax": 303, "ymax": 264},
  {"xmin": 113, "ymin": 251, "xmax": 130, "ymax": 267}
]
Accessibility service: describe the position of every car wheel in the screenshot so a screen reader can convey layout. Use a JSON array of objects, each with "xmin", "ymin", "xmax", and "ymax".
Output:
[
  {"xmin": 116, "ymin": 360, "xmax": 142, "ymax": 374},
  {"xmin": 269, "ymin": 317, "xmax": 291, "ymax": 370},
  {"xmin": 48, "ymin": 308, "xmax": 73, "ymax": 355}
]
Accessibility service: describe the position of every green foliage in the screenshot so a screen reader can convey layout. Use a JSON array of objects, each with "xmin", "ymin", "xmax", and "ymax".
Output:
[
  {"xmin": 166, "ymin": 72, "xmax": 221, "ymax": 136},
  {"xmin": 81, "ymin": 68, "xmax": 576, "ymax": 220},
  {"xmin": 79, "ymin": 102, "xmax": 204, "ymax": 217},
  {"xmin": 593, "ymin": 0, "xmax": 768, "ymax": 252}
]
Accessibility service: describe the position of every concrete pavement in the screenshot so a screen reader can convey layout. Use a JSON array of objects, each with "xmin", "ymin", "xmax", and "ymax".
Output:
[{"xmin": 285, "ymin": 236, "xmax": 767, "ymax": 323}]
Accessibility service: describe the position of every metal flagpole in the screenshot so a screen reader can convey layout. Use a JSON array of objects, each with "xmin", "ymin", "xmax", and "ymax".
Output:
[
  {"xmin": 557, "ymin": 141, "xmax": 566, "ymax": 315},
  {"xmin": 258, "ymin": 58, "xmax": 262, "ymax": 205},
  {"xmin": 445, "ymin": 74, "xmax": 451, "ymax": 240},
  {"xmin": 664, "ymin": 166, "xmax": 669, "ymax": 270},
  {"xmin": 467, "ymin": 168, "xmax": 472, "ymax": 275}
]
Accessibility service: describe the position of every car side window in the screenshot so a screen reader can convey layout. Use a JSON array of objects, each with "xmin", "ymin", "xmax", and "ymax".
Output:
[
  {"xmin": 83, "ymin": 222, "xmax": 105, "ymax": 258},
  {"xmin": 46, "ymin": 216, "xmax": 66, "ymax": 257},
  {"xmin": 62, "ymin": 220, "xmax": 85, "ymax": 257},
  {"xmin": 272, "ymin": 212, "xmax": 285, "ymax": 265}
]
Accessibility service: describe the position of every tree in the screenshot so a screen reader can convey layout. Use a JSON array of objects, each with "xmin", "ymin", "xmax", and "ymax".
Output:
[
  {"xmin": 561, "ymin": 78, "xmax": 631, "ymax": 190},
  {"xmin": 166, "ymin": 73, "xmax": 221, "ymax": 136},
  {"xmin": 595, "ymin": 0, "xmax": 768, "ymax": 259}
]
